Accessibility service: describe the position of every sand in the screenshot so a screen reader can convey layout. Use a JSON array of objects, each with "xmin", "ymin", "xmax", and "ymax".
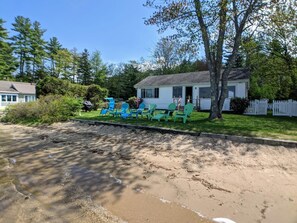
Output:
[{"xmin": 0, "ymin": 122, "xmax": 297, "ymax": 223}]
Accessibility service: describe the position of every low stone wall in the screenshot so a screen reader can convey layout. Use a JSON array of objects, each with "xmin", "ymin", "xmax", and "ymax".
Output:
[{"xmin": 72, "ymin": 119, "xmax": 297, "ymax": 148}]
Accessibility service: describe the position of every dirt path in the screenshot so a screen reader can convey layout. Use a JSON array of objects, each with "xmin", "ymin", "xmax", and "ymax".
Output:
[{"xmin": 0, "ymin": 122, "xmax": 297, "ymax": 223}]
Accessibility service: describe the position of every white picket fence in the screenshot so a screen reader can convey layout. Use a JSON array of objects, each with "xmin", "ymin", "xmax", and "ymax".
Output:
[
  {"xmin": 244, "ymin": 99, "xmax": 268, "ymax": 115},
  {"xmin": 273, "ymin": 100, "xmax": 297, "ymax": 117},
  {"xmin": 198, "ymin": 98, "xmax": 297, "ymax": 117}
]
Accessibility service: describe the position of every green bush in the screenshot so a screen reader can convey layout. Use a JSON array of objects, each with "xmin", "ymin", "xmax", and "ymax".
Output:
[
  {"xmin": 230, "ymin": 98, "xmax": 250, "ymax": 114},
  {"xmin": 2, "ymin": 95, "xmax": 82, "ymax": 124},
  {"xmin": 85, "ymin": 84, "xmax": 108, "ymax": 110},
  {"xmin": 37, "ymin": 77, "xmax": 108, "ymax": 111},
  {"xmin": 37, "ymin": 76, "xmax": 87, "ymax": 98}
]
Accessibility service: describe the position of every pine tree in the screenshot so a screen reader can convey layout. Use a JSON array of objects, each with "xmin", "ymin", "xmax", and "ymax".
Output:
[
  {"xmin": 30, "ymin": 21, "xmax": 47, "ymax": 80},
  {"xmin": 11, "ymin": 16, "xmax": 32, "ymax": 79},
  {"xmin": 77, "ymin": 49, "xmax": 92, "ymax": 85},
  {"xmin": 46, "ymin": 37, "xmax": 62, "ymax": 77},
  {"xmin": 0, "ymin": 19, "xmax": 17, "ymax": 80}
]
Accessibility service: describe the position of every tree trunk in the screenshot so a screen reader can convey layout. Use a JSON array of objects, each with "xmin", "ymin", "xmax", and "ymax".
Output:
[
  {"xmin": 19, "ymin": 53, "xmax": 24, "ymax": 76},
  {"xmin": 209, "ymin": 69, "xmax": 223, "ymax": 119}
]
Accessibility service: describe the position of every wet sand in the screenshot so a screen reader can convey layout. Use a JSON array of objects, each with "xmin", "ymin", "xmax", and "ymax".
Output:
[{"xmin": 0, "ymin": 122, "xmax": 297, "ymax": 223}]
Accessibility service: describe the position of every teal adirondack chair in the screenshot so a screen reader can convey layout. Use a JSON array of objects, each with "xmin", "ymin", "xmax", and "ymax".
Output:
[
  {"xmin": 151, "ymin": 103, "xmax": 176, "ymax": 122},
  {"xmin": 100, "ymin": 97, "xmax": 115, "ymax": 115},
  {"xmin": 174, "ymin": 103, "xmax": 194, "ymax": 123},
  {"xmin": 110, "ymin": 102, "xmax": 129, "ymax": 117},
  {"xmin": 130, "ymin": 102, "xmax": 146, "ymax": 118},
  {"xmin": 142, "ymin": 104, "xmax": 157, "ymax": 119}
]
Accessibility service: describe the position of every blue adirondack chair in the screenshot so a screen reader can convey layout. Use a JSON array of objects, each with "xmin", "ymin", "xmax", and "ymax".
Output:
[
  {"xmin": 110, "ymin": 102, "xmax": 130, "ymax": 118},
  {"xmin": 100, "ymin": 97, "xmax": 115, "ymax": 115},
  {"xmin": 130, "ymin": 102, "xmax": 146, "ymax": 118}
]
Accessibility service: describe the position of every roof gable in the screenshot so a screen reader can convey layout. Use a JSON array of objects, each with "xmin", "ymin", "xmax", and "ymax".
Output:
[
  {"xmin": 0, "ymin": 81, "xmax": 36, "ymax": 94},
  {"xmin": 134, "ymin": 68, "xmax": 250, "ymax": 88}
]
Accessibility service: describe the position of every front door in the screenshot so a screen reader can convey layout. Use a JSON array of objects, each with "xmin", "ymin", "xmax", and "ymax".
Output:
[{"xmin": 185, "ymin": 87, "xmax": 193, "ymax": 104}]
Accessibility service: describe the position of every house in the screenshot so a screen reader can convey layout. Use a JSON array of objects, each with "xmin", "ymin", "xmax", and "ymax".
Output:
[
  {"xmin": 134, "ymin": 68, "xmax": 250, "ymax": 110},
  {"xmin": 0, "ymin": 80, "xmax": 36, "ymax": 109}
]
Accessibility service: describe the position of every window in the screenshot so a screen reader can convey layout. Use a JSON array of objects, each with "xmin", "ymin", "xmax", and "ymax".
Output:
[
  {"xmin": 141, "ymin": 88, "xmax": 159, "ymax": 98},
  {"xmin": 146, "ymin": 89, "xmax": 153, "ymax": 98},
  {"xmin": 1, "ymin": 94, "xmax": 18, "ymax": 102},
  {"xmin": 228, "ymin": 86, "xmax": 236, "ymax": 98},
  {"xmin": 198, "ymin": 86, "xmax": 236, "ymax": 98},
  {"xmin": 172, "ymin": 86, "xmax": 182, "ymax": 98},
  {"xmin": 25, "ymin": 95, "xmax": 35, "ymax": 102},
  {"xmin": 199, "ymin": 87, "xmax": 211, "ymax": 98}
]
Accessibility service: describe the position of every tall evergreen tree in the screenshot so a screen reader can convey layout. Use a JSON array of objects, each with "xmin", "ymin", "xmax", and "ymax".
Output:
[
  {"xmin": 77, "ymin": 49, "xmax": 92, "ymax": 85},
  {"xmin": 30, "ymin": 21, "xmax": 47, "ymax": 80},
  {"xmin": 11, "ymin": 16, "xmax": 32, "ymax": 78},
  {"xmin": 46, "ymin": 37, "xmax": 62, "ymax": 77},
  {"xmin": 0, "ymin": 19, "xmax": 17, "ymax": 80}
]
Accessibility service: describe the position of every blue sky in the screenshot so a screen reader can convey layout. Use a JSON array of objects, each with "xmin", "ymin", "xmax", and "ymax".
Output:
[{"xmin": 0, "ymin": 0, "xmax": 162, "ymax": 63}]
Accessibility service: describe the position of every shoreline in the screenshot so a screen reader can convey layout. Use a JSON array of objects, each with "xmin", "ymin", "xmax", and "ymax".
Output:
[{"xmin": 1, "ymin": 122, "xmax": 297, "ymax": 223}]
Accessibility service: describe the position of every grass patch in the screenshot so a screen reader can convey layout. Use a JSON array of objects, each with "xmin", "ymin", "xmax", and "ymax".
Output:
[{"xmin": 76, "ymin": 110, "xmax": 297, "ymax": 141}]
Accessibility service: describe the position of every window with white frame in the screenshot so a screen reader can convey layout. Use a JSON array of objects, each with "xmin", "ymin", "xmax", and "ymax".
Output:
[
  {"xmin": 1, "ymin": 94, "xmax": 17, "ymax": 102},
  {"xmin": 199, "ymin": 86, "xmax": 236, "ymax": 98},
  {"xmin": 199, "ymin": 87, "xmax": 210, "ymax": 98},
  {"xmin": 25, "ymin": 95, "xmax": 36, "ymax": 102},
  {"xmin": 227, "ymin": 86, "xmax": 236, "ymax": 98},
  {"xmin": 172, "ymin": 86, "xmax": 182, "ymax": 98},
  {"xmin": 141, "ymin": 88, "xmax": 159, "ymax": 98}
]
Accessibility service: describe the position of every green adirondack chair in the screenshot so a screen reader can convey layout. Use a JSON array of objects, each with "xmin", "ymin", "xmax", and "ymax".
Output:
[
  {"xmin": 174, "ymin": 103, "xmax": 194, "ymax": 123},
  {"xmin": 142, "ymin": 104, "xmax": 157, "ymax": 119},
  {"xmin": 151, "ymin": 103, "xmax": 176, "ymax": 122}
]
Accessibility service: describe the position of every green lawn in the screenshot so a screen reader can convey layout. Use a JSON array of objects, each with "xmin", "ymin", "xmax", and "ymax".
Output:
[{"xmin": 76, "ymin": 110, "xmax": 297, "ymax": 141}]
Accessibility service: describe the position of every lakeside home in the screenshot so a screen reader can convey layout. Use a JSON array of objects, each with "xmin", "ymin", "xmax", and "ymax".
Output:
[
  {"xmin": 0, "ymin": 80, "xmax": 36, "ymax": 109},
  {"xmin": 134, "ymin": 68, "xmax": 250, "ymax": 109}
]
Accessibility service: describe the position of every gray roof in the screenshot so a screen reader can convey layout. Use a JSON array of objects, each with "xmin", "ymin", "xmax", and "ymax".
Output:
[
  {"xmin": 0, "ymin": 81, "xmax": 36, "ymax": 94},
  {"xmin": 134, "ymin": 68, "xmax": 250, "ymax": 88}
]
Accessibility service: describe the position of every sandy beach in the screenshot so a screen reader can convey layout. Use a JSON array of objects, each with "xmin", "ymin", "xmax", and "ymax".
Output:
[{"xmin": 0, "ymin": 122, "xmax": 297, "ymax": 223}]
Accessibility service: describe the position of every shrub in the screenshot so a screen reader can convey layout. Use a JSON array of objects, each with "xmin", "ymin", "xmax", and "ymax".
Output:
[
  {"xmin": 2, "ymin": 95, "xmax": 82, "ymax": 124},
  {"xmin": 127, "ymin": 96, "xmax": 143, "ymax": 109},
  {"xmin": 85, "ymin": 84, "xmax": 108, "ymax": 110},
  {"xmin": 36, "ymin": 77, "xmax": 109, "ymax": 111},
  {"xmin": 230, "ymin": 98, "xmax": 250, "ymax": 114},
  {"xmin": 37, "ymin": 76, "xmax": 88, "ymax": 98}
]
